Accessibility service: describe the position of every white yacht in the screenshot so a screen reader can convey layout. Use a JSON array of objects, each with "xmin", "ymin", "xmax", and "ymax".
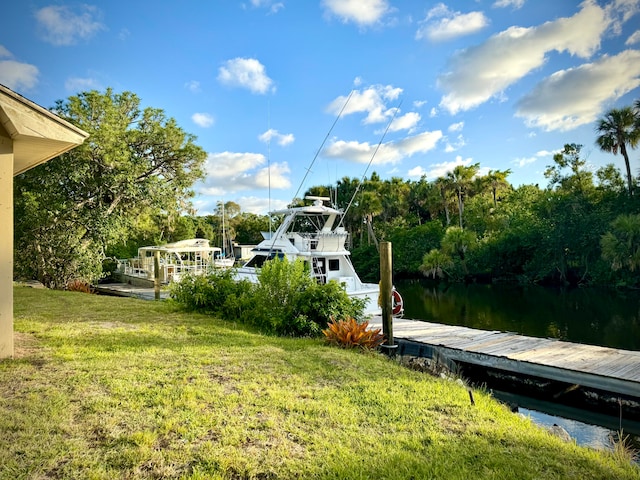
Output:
[
  {"xmin": 235, "ymin": 196, "xmax": 403, "ymax": 316},
  {"xmin": 117, "ymin": 238, "xmax": 229, "ymax": 285}
]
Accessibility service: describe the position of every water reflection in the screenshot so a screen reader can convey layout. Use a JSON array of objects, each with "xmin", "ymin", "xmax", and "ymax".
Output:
[
  {"xmin": 396, "ymin": 280, "xmax": 640, "ymax": 351},
  {"xmin": 492, "ymin": 391, "xmax": 640, "ymax": 459}
]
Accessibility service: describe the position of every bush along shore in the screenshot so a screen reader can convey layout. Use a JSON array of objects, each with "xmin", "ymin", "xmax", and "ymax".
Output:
[{"xmin": 1, "ymin": 285, "xmax": 638, "ymax": 479}]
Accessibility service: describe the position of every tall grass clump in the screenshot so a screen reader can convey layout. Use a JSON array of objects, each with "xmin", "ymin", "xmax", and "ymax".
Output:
[{"xmin": 170, "ymin": 257, "xmax": 364, "ymax": 337}]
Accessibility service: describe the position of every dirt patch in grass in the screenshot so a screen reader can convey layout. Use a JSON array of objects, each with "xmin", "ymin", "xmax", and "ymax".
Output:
[{"xmin": 13, "ymin": 332, "xmax": 42, "ymax": 360}]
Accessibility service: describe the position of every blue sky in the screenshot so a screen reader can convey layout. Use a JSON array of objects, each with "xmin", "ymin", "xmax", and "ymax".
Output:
[{"xmin": 2, "ymin": 0, "xmax": 640, "ymax": 215}]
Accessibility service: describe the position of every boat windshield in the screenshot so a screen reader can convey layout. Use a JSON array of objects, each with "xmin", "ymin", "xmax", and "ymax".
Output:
[{"xmin": 244, "ymin": 251, "xmax": 285, "ymax": 268}]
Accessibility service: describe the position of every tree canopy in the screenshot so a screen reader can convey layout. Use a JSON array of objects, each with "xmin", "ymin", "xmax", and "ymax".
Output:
[{"xmin": 14, "ymin": 89, "xmax": 207, "ymax": 288}]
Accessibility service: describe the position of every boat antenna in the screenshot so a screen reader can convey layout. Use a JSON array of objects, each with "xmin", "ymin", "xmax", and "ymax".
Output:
[
  {"xmin": 339, "ymin": 99, "xmax": 403, "ymax": 227},
  {"xmin": 267, "ymin": 99, "xmax": 272, "ymax": 236},
  {"xmin": 291, "ymin": 89, "xmax": 354, "ymax": 203}
]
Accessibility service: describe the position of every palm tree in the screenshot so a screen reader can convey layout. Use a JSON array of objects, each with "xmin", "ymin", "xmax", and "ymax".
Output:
[
  {"xmin": 595, "ymin": 107, "xmax": 640, "ymax": 196},
  {"xmin": 358, "ymin": 190, "xmax": 383, "ymax": 249},
  {"xmin": 419, "ymin": 249, "xmax": 453, "ymax": 279},
  {"xmin": 486, "ymin": 169, "xmax": 512, "ymax": 208},
  {"xmin": 446, "ymin": 163, "xmax": 480, "ymax": 228},
  {"xmin": 440, "ymin": 226, "xmax": 476, "ymax": 275},
  {"xmin": 434, "ymin": 177, "xmax": 452, "ymax": 226},
  {"xmin": 601, "ymin": 213, "xmax": 640, "ymax": 272}
]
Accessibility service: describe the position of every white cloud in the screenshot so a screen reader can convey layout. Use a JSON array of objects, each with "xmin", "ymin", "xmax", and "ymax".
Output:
[
  {"xmin": 444, "ymin": 134, "xmax": 466, "ymax": 152},
  {"xmin": 513, "ymin": 149, "xmax": 556, "ymax": 167},
  {"xmin": 407, "ymin": 166, "xmax": 428, "ymax": 178},
  {"xmin": 627, "ymin": 29, "xmax": 640, "ymax": 45},
  {"xmin": 386, "ymin": 112, "xmax": 420, "ymax": 132},
  {"xmin": 64, "ymin": 76, "xmax": 101, "ymax": 92},
  {"xmin": 198, "ymin": 152, "xmax": 291, "ymax": 196},
  {"xmin": 0, "ymin": 46, "xmax": 39, "ymax": 91},
  {"xmin": 326, "ymin": 85, "xmax": 403, "ymax": 124},
  {"xmin": 416, "ymin": 4, "xmax": 489, "ymax": 42},
  {"xmin": 118, "ymin": 28, "xmax": 130, "ymax": 41},
  {"xmin": 185, "ymin": 80, "xmax": 201, "ymax": 93},
  {"xmin": 536, "ymin": 149, "xmax": 557, "ymax": 157},
  {"xmin": 515, "ymin": 49, "xmax": 640, "ymax": 131},
  {"xmin": 258, "ymin": 128, "xmax": 295, "ymax": 146},
  {"xmin": 249, "ymin": 0, "xmax": 284, "ymax": 14},
  {"xmin": 514, "ymin": 156, "xmax": 537, "ymax": 167},
  {"xmin": 448, "ymin": 121, "xmax": 464, "ymax": 132},
  {"xmin": 323, "ymin": 130, "xmax": 442, "ymax": 165},
  {"xmin": 238, "ymin": 196, "xmax": 289, "ymax": 215},
  {"xmin": 607, "ymin": 0, "xmax": 640, "ymax": 35},
  {"xmin": 35, "ymin": 5, "xmax": 105, "ymax": 46},
  {"xmin": 398, "ymin": 130, "xmax": 444, "ymax": 156},
  {"xmin": 438, "ymin": 1, "xmax": 609, "ymax": 114},
  {"xmin": 253, "ymin": 162, "xmax": 291, "ymax": 189},
  {"xmin": 218, "ymin": 57, "xmax": 274, "ymax": 94},
  {"xmin": 493, "ymin": 0, "xmax": 525, "ymax": 9},
  {"xmin": 192, "ymin": 113, "xmax": 215, "ymax": 128},
  {"xmin": 322, "ymin": 0, "xmax": 390, "ymax": 27},
  {"xmin": 422, "ymin": 156, "xmax": 474, "ymax": 179}
]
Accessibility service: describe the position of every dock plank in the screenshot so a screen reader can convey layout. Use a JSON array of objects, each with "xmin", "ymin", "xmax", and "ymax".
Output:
[{"xmin": 370, "ymin": 317, "xmax": 640, "ymax": 399}]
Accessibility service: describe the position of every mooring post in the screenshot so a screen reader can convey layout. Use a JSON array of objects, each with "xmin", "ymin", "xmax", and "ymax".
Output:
[
  {"xmin": 380, "ymin": 240, "xmax": 394, "ymax": 349},
  {"xmin": 154, "ymin": 251, "xmax": 160, "ymax": 300}
]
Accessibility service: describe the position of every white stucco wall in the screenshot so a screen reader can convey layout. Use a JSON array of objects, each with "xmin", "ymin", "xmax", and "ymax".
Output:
[{"xmin": 0, "ymin": 134, "xmax": 13, "ymax": 358}]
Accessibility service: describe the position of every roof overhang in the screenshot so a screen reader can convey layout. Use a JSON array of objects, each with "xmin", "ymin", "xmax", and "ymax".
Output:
[{"xmin": 0, "ymin": 84, "xmax": 89, "ymax": 176}]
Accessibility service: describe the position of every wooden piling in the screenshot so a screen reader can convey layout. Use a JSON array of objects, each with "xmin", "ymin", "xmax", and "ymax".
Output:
[
  {"xmin": 380, "ymin": 241, "xmax": 393, "ymax": 347},
  {"xmin": 154, "ymin": 251, "xmax": 160, "ymax": 300}
]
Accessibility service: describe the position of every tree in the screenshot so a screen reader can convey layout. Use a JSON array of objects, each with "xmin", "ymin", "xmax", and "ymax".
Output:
[
  {"xmin": 232, "ymin": 213, "xmax": 270, "ymax": 245},
  {"xmin": 544, "ymin": 144, "xmax": 593, "ymax": 194},
  {"xmin": 408, "ymin": 175, "xmax": 441, "ymax": 224},
  {"xmin": 420, "ymin": 249, "xmax": 453, "ymax": 279},
  {"xmin": 596, "ymin": 164, "xmax": 626, "ymax": 193},
  {"xmin": 358, "ymin": 190, "xmax": 383, "ymax": 248},
  {"xmin": 601, "ymin": 214, "xmax": 640, "ymax": 272},
  {"xmin": 434, "ymin": 177, "xmax": 453, "ymax": 226},
  {"xmin": 446, "ymin": 163, "xmax": 480, "ymax": 228},
  {"xmin": 595, "ymin": 106, "xmax": 640, "ymax": 196},
  {"xmin": 14, "ymin": 89, "xmax": 206, "ymax": 288},
  {"xmin": 485, "ymin": 169, "xmax": 512, "ymax": 208},
  {"xmin": 441, "ymin": 226, "xmax": 476, "ymax": 265}
]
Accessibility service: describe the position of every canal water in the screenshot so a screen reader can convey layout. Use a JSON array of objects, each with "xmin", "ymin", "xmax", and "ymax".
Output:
[
  {"xmin": 394, "ymin": 279, "xmax": 640, "ymax": 457},
  {"xmin": 395, "ymin": 280, "xmax": 640, "ymax": 351}
]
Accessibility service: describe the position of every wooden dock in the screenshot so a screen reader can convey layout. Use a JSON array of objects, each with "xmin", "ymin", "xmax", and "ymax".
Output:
[
  {"xmin": 369, "ymin": 317, "xmax": 640, "ymax": 400},
  {"xmin": 95, "ymin": 283, "xmax": 170, "ymax": 300}
]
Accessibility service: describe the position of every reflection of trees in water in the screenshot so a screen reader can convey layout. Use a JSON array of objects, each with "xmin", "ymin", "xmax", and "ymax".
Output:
[{"xmin": 397, "ymin": 280, "xmax": 640, "ymax": 350}]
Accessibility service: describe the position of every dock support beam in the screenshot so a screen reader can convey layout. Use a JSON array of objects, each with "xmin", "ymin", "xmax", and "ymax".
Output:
[{"xmin": 380, "ymin": 241, "xmax": 394, "ymax": 349}]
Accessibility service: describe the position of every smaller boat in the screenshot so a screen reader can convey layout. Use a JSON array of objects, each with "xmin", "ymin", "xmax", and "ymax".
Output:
[
  {"xmin": 234, "ymin": 196, "xmax": 403, "ymax": 316},
  {"xmin": 117, "ymin": 238, "xmax": 229, "ymax": 286}
]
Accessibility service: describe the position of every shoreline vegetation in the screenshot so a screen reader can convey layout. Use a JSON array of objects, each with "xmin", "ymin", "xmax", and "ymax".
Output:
[{"xmin": 2, "ymin": 286, "xmax": 638, "ymax": 479}]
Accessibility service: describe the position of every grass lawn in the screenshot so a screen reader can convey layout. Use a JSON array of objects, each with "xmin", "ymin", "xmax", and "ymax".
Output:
[{"xmin": 2, "ymin": 286, "xmax": 639, "ymax": 479}]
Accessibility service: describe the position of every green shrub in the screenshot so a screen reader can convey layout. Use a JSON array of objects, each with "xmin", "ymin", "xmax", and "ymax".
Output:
[
  {"xmin": 171, "ymin": 258, "xmax": 366, "ymax": 337},
  {"xmin": 169, "ymin": 269, "xmax": 253, "ymax": 317},
  {"xmin": 251, "ymin": 257, "xmax": 314, "ymax": 335},
  {"xmin": 294, "ymin": 280, "xmax": 365, "ymax": 331}
]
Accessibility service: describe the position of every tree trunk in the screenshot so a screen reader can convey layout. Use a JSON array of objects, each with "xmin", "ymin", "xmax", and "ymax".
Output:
[
  {"xmin": 457, "ymin": 188, "xmax": 464, "ymax": 229},
  {"xmin": 621, "ymin": 143, "xmax": 633, "ymax": 196}
]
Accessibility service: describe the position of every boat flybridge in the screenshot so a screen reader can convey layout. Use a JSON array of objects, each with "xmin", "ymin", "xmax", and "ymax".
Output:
[{"xmin": 235, "ymin": 196, "xmax": 398, "ymax": 316}]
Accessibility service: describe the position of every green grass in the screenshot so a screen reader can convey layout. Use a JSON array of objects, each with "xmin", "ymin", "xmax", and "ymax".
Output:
[{"xmin": 2, "ymin": 286, "xmax": 639, "ymax": 479}]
